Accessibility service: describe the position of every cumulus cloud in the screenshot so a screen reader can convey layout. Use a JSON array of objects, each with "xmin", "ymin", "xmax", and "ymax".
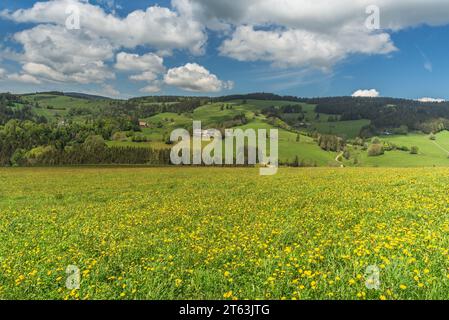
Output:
[
  {"xmin": 0, "ymin": 68, "xmax": 5, "ymax": 79},
  {"xmin": 220, "ymin": 26, "xmax": 395, "ymax": 69},
  {"xmin": 0, "ymin": 0, "xmax": 205, "ymax": 87},
  {"xmin": 417, "ymin": 97, "xmax": 445, "ymax": 103},
  {"xmin": 1, "ymin": 0, "xmax": 206, "ymax": 54},
  {"xmin": 115, "ymin": 52, "xmax": 166, "ymax": 93},
  {"xmin": 175, "ymin": 0, "xmax": 449, "ymax": 32},
  {"xmin": 140, "ymin": 84, "xmax": 162, "ymax": 94},
  {"xmin": 164, "ymin": 63, "xmax": 233, "ymax": 92},
  {"xmin": 4, "ymin": 0, "xmax": 449, "ymax": 91},
  {"xmin": 352, "ymin": 89, "xmax": 380, "ymax": 98},
  {"xmin": 115, "ymin": 52, "xmax": 165, "ymax": 73},
  {"xmin": 8, "ymin": 24, "xmax": 115, "ymax": 84},
  {"xmin": 176, "ymin": 0, "xmax": 449, "ymax": 69},
  {"xmin": 8, "ymin": 73, "xmax": 42, "ymax": 84},
  {"xmin": 101, "ymin": 84, "xmax": 120, "ymax": 97},
  {"xmin": 129, "ymin": 72, "xmax": 159, "ymax": 82}
]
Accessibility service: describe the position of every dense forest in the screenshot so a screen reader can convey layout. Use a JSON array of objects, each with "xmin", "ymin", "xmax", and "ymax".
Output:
[
  {"xmin": 309, "ymin": 96, "xmax": 449, "ymax": 134},
  {"xmin": 0, "ymin": 93, "xmax": 172, "ymax": 166},
  {"xmin": 218, "ymin": 92, "xmax": 303, "ymax": 103}
]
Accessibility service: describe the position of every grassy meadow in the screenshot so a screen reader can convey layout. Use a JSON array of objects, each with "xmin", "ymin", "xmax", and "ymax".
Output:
[
  {"xmin": 0, "ymin": 167, "xmax": 448, "ymax": 300},
  {"xmin": 349, "ymin": 131, "xmax": 449, "ymax": 167}
]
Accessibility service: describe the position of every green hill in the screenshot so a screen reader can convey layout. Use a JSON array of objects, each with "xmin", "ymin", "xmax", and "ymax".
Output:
[
  {"xmin": 21, "ymin": 93, "xmax": 114, "ymax": 122},
  {"xmin": 5, "ymin": 92, "xmax": 449, "ymax": 168},
  {"xmin": 344, "ymin": 131, "xmax": 449, "ymax": 167}
]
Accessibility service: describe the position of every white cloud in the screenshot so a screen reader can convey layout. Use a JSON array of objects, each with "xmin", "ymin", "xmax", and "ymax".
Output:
[
  {"xmin": 129, "ymin": 72, "xmax": 159, "ymax": 82},
  {"xmin": 115, "ymin": 52, "xmax": 166, "ymax": 93},
  {"xmin": 176, "ymin": 0, "xmax": 449, "ymax": 32},
  {"xmin": 115, "ymin": 52, "xmax": 165, "ymax": 73},
  {"xmin": 417, "ymin": 97, "xmax": 445, "ymax": 103},
  {"xmin": 10, "ymin": 24, "xmax": 115, "ymax": 84},
  {"xmin": 176, "ymin": 0, "xmax": 449, "ymax": 69},
  {"xmin": 2, "ymin": 0, "xmax": 206, "ymax": 54},
  {"xmin": 4, "ymin": 0, "xmax": 449, "ymax": 91},
  {"xmin": 352, "ymin": 89, "xmax": 380, "ymax": 98},
  {"xmin": 0, "ymin": 0, "xmax": 206, "ymax": 88},
  {"xmin": 8, "ymin": 73, "xmax": 42, "ymax": 84},
  {"xmin": 164, "ymin": 63, "xmax": 232, "ymax": 92},
  {"xmin": 101, "ymin": 84, "xmax": 120, "ymax": 97},
  {"xmin": 0, "ymin": 68, "xmax": 5, "ymax": 78},
  {"xmin": 23, "ymin": 62, "xmax": 66, "ymax": 82},
  {"xmin": 220, "ymin": 26, "xmax": 395, "ymax": 69},
  {"xmin": 140, "ymin": 84, "xmax": 162, "ymax": 94}
]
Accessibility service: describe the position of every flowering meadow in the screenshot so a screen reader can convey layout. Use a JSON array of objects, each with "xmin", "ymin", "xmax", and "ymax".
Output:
[{"xmin": 0, "ymin": 167, "xmax": 448, "ymax": 300}]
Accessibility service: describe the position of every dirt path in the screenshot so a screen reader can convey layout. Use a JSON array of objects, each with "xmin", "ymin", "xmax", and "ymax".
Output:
[
  {"xmin": 432, "ymin": 141, "xmax": 449, "ymax": 155},
  {"xmin": 335, "ymin": 151, "xmax": 344, "ymax": 167}
]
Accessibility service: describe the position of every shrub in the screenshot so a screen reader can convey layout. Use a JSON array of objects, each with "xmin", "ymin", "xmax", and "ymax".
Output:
[
  {"xmin": 394, "ymin": 125, "xmax": 409, "ymax": 135},
  {"xmin": 367, "ymin": 144, "xmax": 384, "ymax": 157},
  {"xmin": 429, "ymin": 133, "xmax": 436, "ymax": 140},
  {"xmin": 371, "ymin": 137, "xmax": 381, "ymax": 145},
  {"xmin": 131, "ymin": 134, "xmax": 148, "ymax": 143},
  {"xmin": 410, "ymin": 146, "xmax": 419, "ymax": 155},
  {"xmin": 343, "ymin": 148, "xmax": 351, "ymax": 160},
  {"xmin": 112, "ymin": 132, "xmax": 127, "ymax": 141}
]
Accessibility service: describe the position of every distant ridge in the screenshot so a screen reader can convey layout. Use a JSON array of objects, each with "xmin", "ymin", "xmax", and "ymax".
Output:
[
  {"xmin": 13, "ymin": 91, "xmax": 448, "ymax": 105},
  {"xmin": 20, "ymin": 91, "xmax": 112, "ymax": 101},
  {"xmin": 64, "ymin": 92, "xmax": 112, "ymax": 101}
]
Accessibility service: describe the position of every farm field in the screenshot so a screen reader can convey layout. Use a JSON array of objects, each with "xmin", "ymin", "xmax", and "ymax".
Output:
[{"xmin": 0, "ymin": 167, "xmax": 448, "ymax": 300}]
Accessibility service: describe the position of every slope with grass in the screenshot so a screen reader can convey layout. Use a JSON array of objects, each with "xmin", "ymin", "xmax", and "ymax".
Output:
[
  {"xmin": 243, "ymin": 100, "xmax": 370, "ymax": 139},
  {"xmin": 21, "ymin": 93, "xmax": 112, "ymax": 122},
  {"xmin": 348, "ymin": 131, "xmax": 449, "ymax": 167},
  {"xmin": 236, "ymin": 119, "xmax": 337, "ymax": 166}
]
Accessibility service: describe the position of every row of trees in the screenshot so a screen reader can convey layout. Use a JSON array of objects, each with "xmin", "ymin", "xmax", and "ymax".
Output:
[
  {"xmin": 317, "ymin": 134, "xmax": 345, "ymax": 152},
  {"xmin": 12, "ymin": 136, "xmax": 171, "ymax": 166},
  {"xmin": 0, "ymin": 117, "xmax": 165, "ymax": 166}
]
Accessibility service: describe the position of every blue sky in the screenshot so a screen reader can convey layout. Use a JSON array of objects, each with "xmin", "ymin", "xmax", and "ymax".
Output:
[{"xmin": 1, "ymin": 0, "xmax": 449, "ymax": 100}]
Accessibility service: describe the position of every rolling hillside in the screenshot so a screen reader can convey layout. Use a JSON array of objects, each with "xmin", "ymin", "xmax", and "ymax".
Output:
[{"xmin": 4, "ymin": 91, "xmax": 449, "ymax": 167}]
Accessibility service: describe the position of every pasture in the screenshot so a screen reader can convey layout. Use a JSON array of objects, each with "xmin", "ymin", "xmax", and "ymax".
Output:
[{"xmin": 0, "ymin": 167, "xmax": 447, "ymax": 300}]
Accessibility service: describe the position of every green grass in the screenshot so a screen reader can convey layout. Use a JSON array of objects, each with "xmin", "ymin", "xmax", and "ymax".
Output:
[
  {"xmin": 106, "ymin": 140, "xmax": 169, "ymax": 149},
  {"xmin": 0, "ymin": 167, "xmax": 448, "ymax": 300},
  {"xmin": 21, "ymin": 94, "xmax": 111, "ymax": 121},
  {"xmin": 123, "ymin": 101, "xmax": 341, "ymax": 165},
  {"xmin": 350, "ymin": 131, "xmax": 449, "ymax": 167},
  {"xmin": 143, "ymin": 112, "xmax": 193, "ymax": 129},
  {"xmin": 236, "ymin": 119, "xmax": 337, "ymax": 165},
  {"xmin": 311, "ymin": 119, "xmax": 370, "ymax": 139},
  {"xmin": 243, "ymin": 100, "xmax": 370, "ymax": 139},
  {"xmin": 193, "ymin": 103, "xmax": 252, "ymax": 126}
]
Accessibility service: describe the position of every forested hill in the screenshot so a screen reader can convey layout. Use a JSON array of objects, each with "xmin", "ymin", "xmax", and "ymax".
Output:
[
  {"xmin": 3, "ymin": 91, "xmax": 449, "ymax": 167},
  {"xmin": 305, "ymin": 96, "xmax": 449, "ymax": 134}
]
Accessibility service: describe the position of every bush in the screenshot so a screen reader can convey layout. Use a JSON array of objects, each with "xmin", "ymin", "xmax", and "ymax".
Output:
[
  {"xmin": 343, "ymin": 147, "xmax": 351, "ymax": 160},
  {"xmin": 429, "ymin": 133, "xmax": 436, "ymax": 140},
  {"xmin": 371, "ymin": 137, "xmax": 381, "ymax": 145},
  {"xmin": 410, "ymin": 146, "xmax": 419, "ymax": 155},
  {"xmin": 131, "ymin": 134, "xmax": 148, "ymax": 143},
  {"xmin": 393, "ymin": 125, "xmax": 409, "ymax": 135},
  {"xmin": 367, "ymin": 144, "xmax": 384, "ymax": 157},
  {"xmin": 112, "ymin": 132, "xmax": 127, "ymax": 141}
]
